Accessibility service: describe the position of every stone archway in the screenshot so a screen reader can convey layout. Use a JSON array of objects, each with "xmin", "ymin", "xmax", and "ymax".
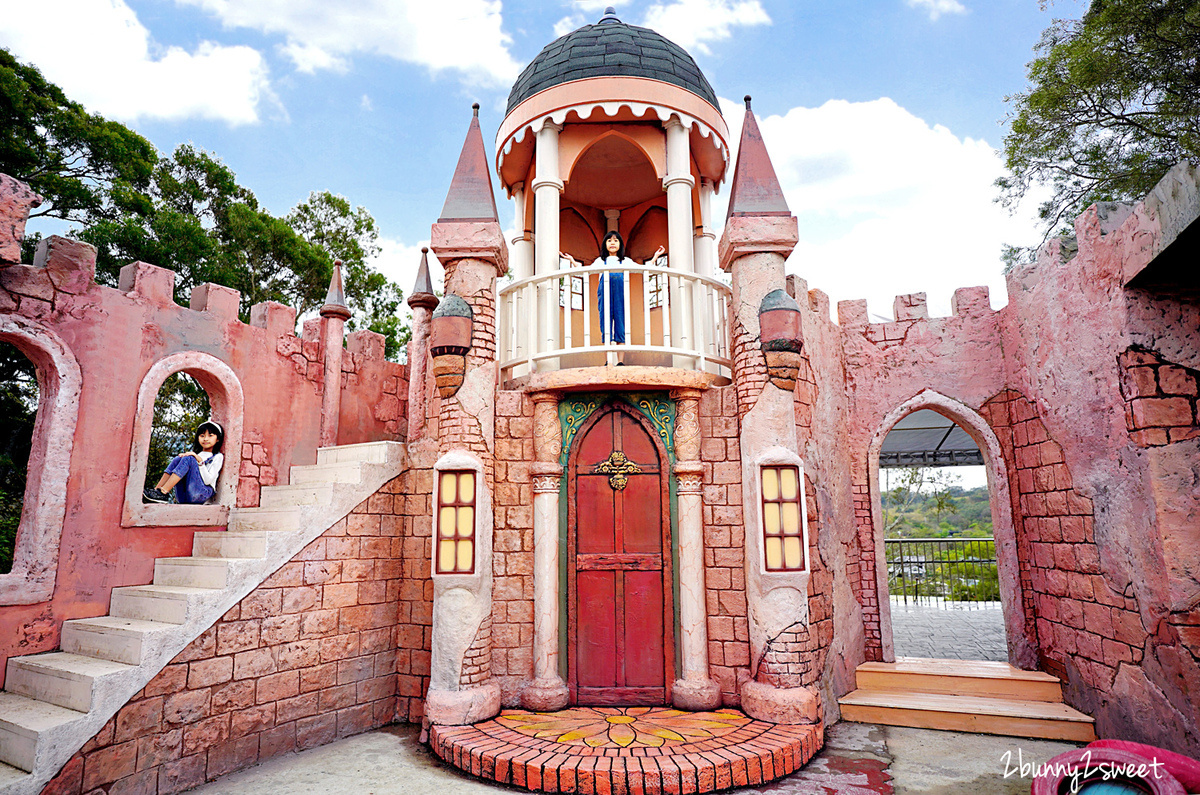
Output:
[
  {"xmin": 0, "ymin": 316, "xmax": 82, "ymax": 605},
  {"xmin": 867, "ymin": 389, "xmax": 1037, "ymax": 670},
  {"xmin": 122, "ymin": 351, "xmax": 244, "ymax": 527}
]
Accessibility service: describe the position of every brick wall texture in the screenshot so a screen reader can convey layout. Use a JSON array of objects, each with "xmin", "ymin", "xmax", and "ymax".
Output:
[
  {"xmin": 978, "ymin": 390, "xmax": 1145, "ymax": 693},
  {"xmin": 490, "ymin": 390, "xmax": 535, "ymax": 703},
  {"xmin": 43, "ymin": 469, "xmax": 434, "ymax": 795},
  {"xmin": 1117, "ymin": 346, "xmax": 1200, "ymax": 447}
]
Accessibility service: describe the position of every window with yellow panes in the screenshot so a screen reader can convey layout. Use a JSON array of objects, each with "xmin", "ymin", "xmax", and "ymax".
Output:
[
  {"xmin": 761, "ymin": 465, "xmax": 805, "ymax": 572},
  {"xmin": 435, "ymin": 470, "xmax": 477, "ymax": 574}
]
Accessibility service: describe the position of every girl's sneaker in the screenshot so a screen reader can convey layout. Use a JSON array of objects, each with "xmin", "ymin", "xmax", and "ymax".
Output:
[{"xmin": 143, "ymin": 487, "xmax": 170, "ymax": 504}]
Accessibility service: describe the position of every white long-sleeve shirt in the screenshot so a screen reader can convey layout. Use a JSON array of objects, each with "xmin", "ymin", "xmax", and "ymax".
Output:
[{"xmin": 196, "ymin": 452, "xmax": 223, "ymax": 487}]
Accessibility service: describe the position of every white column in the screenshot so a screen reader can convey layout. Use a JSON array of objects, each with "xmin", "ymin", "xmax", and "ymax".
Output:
[
  {"xmin": 523, "ymin": 391, "xmax": 569, "ymax": 710},
  {"xmin": 510, "ymin": 182, "xmax": 534, "ymax": 377},
  {"xmin": 693, "ymin": 178, "xmax": 719, "ymax": 368},
  {"xmin": 533, "ymin": 122, "xmax": 563, "ymax": 370},
  {"xmin": 511, "ymin": 182, "xmax": 534, "ymax": 280},
  {"xmin": 664, "ymin": 118, "xmax": 696, "ymax": 365},
  {"xmin": 671, "ymin": 388, "xmax": 721, "ymax": 710}
]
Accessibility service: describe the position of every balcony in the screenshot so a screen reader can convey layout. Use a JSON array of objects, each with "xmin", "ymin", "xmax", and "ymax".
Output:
[{"xmin": 498, "ymin": 257, "xmax": 732, "ymax": 385}]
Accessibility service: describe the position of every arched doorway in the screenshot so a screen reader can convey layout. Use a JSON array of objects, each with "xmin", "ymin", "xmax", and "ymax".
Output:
[
  {"xmin": 567, "ymin": 402, "xmax": 675, "ymax": 705},
  {"xmin": 869, "ymin": 390, "xmax": 1036, "ymax": 669}
]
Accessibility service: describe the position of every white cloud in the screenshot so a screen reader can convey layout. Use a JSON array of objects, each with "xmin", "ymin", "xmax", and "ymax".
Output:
[
  {"xmin": 640, "ymin": 0, "xmax": 770, "ymax": 53},
  {"xmin": 555, "ymin": 0, "xmax": 767, "ymax": 52},
  {"xmin": 906, "ymin": 0, "xmax": 967, "ymax": 21},
  {"xmin": 360, "ymin": 95, "xmax": 374, "ymax": 112},
  {"xmin": 718, "ymin": 96, "xmax": 1047, "ymax": 318},
  {"xmin": 178, "ymin": 0, "xmax": 522, "ymax": 87},
  {"xmin": 373, "ymin": 236, "xmax": 443, "ymax": 298},
  {"xmin": 0, "ymin": 0, "xmax": 272, "ymax": 125}
]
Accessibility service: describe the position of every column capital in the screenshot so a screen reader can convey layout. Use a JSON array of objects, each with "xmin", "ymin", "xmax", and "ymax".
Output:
[
  {"xmin": 530, "ymin": 389, "xmax": 563, "ymax": 405},
  {"xmin": 537, "ymin": 119, "xmax": 563, "ymax": 134},
  {"xmin": 670, "ymin": 387, "xmax": 704, "ymax": 403},
  {"xmin": 663, "ymin": 175, "xmax": 696, "ymax": 190},
  {"xmin": 663, "ymin": 116, "xmax": 687, "ymax": 131},
  {"xmin": 531, "ymin": 177, "xmax": 564, "ymax": 193}
]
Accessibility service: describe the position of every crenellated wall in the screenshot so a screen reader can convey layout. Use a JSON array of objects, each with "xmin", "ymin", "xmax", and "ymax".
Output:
[
  {"xmin": 0, "ymin": 179, "xmax": 408, "ymax": 689},
  {"xmin": 821, "ymin": 162, "xmax": 1200, "ymax": 755}
]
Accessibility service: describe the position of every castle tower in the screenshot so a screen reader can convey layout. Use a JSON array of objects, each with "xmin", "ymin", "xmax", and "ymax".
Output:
[{"xmin": 495, "ymin": 6, "xmax": 731, "ymax": 378}]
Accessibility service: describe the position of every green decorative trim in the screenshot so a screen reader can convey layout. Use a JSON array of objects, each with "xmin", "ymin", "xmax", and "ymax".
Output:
[
  {"xmin": 557, "ymin": 392, "xmax": 675, "ymax": 465},
  {"xmin": 625, "ymin": 392, "xmax": 674, "ymax": 458},
  {"xmin": 559, "ymin": 394, "xmax": 607, "ymax": 466}
]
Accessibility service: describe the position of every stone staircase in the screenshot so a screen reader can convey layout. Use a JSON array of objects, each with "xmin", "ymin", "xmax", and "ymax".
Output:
[
  {"xmin": 0, "ymin": 441, "xmax": 406, "ymax": 795},
  {"xmin": 838, "ymin": 657, "xmax": 1096, "ymax": 742}
]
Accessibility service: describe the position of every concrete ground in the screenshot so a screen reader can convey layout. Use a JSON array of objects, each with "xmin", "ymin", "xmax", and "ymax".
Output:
[
  {"xmin": 889, "ymin": 598, "xmax": 1008, "ymax": 662},
  {"xmin": 185, "ymin": 720, "xmax": 1081, "ymax": 794}
]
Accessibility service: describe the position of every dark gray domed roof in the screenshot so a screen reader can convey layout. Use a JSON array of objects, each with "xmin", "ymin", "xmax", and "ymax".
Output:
[{"xmin": 506, "ymin": 9, "xmax": 719, "ymax": 115}]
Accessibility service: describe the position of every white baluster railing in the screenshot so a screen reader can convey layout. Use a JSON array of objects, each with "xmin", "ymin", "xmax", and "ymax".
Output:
[{"xmin": 498, "ymin": 261, "xmax": 732, "ymax": 382}]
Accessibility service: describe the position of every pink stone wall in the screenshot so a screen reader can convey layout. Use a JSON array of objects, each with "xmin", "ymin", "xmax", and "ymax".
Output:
[
  {"xmin": 489, "ymin": 390, "xmax": 535, "ymax": 703},
  {"xmin": 0, "ymin": 219, "xmax": 407, "ymax": 687},
  {"xmin": 40, "ymin": 474, "xmax": 425, "ymax": 795},
  {"xmin": 826, "ymin": 165, "xmax": 1200, "ymax": 754}
]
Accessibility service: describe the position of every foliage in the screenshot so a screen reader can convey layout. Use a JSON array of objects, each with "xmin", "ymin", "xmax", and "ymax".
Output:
[
  {"xmin": 0, "ymin": 48, "xmax": 157, "ymax": 225},
  {"xmin": 887, "ymin": 538, "xmax": 1001, "ymax": 603},
  {"xmin": 80, "ymin": 149, "xmax": 410, "ymax": 359},
  {"xmin": 288, "ymin": 192, "xmax": 410, "ymax": 360},
  {"xmin": 0, "ymin": 343, "xmax": 37, "ymax": 573},
  {"xmin": 144, "ymin": 374, "xmax": 211, "ymax": 492},
  {"xmin": 997, "ymin": 0, "xmax": 1200, "ymax": 236},
  {"xmin": 882, "ymin": 470, "xmax": 993, "ymax": 539}
]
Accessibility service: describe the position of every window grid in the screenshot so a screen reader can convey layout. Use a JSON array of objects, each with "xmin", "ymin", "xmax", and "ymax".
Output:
[
  {"xmin": 761, "ymin": 465, "xmax": 805, "ymax": 572},
  {"xmin": 436, "ymin": 470, "xmax": 477, "ymax": 574}
]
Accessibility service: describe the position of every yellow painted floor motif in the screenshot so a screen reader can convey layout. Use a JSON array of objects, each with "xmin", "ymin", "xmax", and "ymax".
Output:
[{"xmin": 495, "ymin": 706, "xmax": 750, "ymax": 748}]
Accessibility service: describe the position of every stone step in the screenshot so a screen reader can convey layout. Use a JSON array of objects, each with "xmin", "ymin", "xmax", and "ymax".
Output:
[
  {"xmin": 0, "ymin": 761, "xmax": 26, "ymax": 785},
  {"xmin": 258, "ymin": 483, "xmax": 335, "ymax": 508},
  {"xmin": 60, "ymin": 616, "xmax": 178, "ymax": 666},
  {"xmin": 316, "ymin": 441, "xmax": 393, "ymax": 466},
  {"xmin": 153, "ymin": 557, "xmax": 241, "ymax": 589},
  {"xmin": 227, "ymin": 507, "xmax": 303, "ymax": 532},
  {"xmin": 854, "ymin": 657, "xmax": 1064, "ymax": 702},
  {"xmin": 5, "ymin": 653, "xmax": 133, "ymax": 713},
  {"xmin": 0, "ymin": 692, "xmax": 85, "ymax": 773},
  {"xmin": 109, "ymin": 584, "xmax": 214, "ymax": 624},
  {"xmin": 838, "ymin": 688, "xmax": 1096, "ymax": 743},
  {"xmin": 193, "ymin": 530, "xmax": 270, "ymax": 559},
  {"xmin": 288, "ymin": 461, "xmax": 365, "ymax": 485}
]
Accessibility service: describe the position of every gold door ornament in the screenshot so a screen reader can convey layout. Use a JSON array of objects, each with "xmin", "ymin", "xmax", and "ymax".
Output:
[{"xmin": 594, "ymin": 451, "xmax": 642, "ymax": 490}]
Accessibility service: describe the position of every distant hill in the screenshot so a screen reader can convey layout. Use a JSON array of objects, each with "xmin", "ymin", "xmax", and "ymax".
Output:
[{"xmin": 882, "ymin": 484, "xmax": 993, "ymax": 539}]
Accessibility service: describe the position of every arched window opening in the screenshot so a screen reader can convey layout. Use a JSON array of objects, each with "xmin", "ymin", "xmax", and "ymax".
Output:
[
  {"xmin": 0, "ymin": 342, "xmax": 38, "ymax": 574},
  {"xmin": 880, "ymin": 409, "xmax": 1006, "ymax": 662},
  {"xmin": 144, "ymin": 373, "xmax": 212, "ymax": 494}
]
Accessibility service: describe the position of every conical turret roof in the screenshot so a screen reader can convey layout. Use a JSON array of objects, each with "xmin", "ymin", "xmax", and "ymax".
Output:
[
  {"xmin": 438, "ymin": 104, "xmax": 500, "ymax": 223},
  {"xmin": 726, "ymin": 96, "xmax": 790, "ymax": 219}
]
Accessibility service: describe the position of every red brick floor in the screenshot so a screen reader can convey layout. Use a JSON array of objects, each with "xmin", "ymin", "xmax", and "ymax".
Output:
[{"xmin": 429, "ymin": 707, "xmax": 824, "ymax": 793}]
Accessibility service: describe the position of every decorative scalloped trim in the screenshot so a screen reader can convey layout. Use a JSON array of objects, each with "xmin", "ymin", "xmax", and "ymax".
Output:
[{"xmin": 499, "ymin": 101, "xmax": 728, "ymax": 171}]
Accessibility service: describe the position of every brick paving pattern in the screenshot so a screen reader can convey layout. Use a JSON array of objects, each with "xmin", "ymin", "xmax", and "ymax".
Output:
[
  {"xmin": 888, "ymin": 599, "xmax": 1007, "ymax": 662},
  {"xmin": 430, "ymin": 708, "xmax": 823, "ymax": 794}
]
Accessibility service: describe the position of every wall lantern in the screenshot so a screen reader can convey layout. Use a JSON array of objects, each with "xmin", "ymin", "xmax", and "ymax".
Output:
[
  {"xmin": 430, "ymin": 293, "xmax": 473, "ymax": 398},
  {"xmin": 758, "ymin": 288, "xmax": 804, "ymax": 391}
]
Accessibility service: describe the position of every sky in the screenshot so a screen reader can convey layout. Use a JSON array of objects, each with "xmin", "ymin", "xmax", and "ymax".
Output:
[{"xmin": 2, "ymin": 0, "xmax": 1088, "ymax": 323}]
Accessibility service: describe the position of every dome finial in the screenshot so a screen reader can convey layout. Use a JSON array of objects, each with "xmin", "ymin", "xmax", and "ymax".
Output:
[
  {"xmin": 600, "ymin": 6, "xmax": 619, "ymax": 22},
  {"xmin": 472, "ymin": 102, "xmax": 480, "ymax": 117},
  {"xmin": 744, "ymin": 95, "xmax": 752, "ymax": 110}
]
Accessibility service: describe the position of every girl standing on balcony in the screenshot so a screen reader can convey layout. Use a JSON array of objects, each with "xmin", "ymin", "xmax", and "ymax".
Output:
[{"xmin": 590, "ymin": 231, "xmax": 665, "ymax": 348}]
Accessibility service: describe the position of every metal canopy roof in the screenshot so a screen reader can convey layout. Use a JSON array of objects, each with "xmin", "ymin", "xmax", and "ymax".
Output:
[{"xmin": 879, "ymin": 409, "xmax": 983, "ymax": 467}]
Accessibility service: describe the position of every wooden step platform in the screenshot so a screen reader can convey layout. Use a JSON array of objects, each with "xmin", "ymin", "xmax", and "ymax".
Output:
[{"xmin": 839, "ymin": 657, "xmax": 1095, "ymax": 743}]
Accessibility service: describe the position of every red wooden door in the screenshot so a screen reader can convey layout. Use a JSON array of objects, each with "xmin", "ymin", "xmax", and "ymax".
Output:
[{"xmin": 569, "ymin": 405, "xmax": 673, "ymax": 705}]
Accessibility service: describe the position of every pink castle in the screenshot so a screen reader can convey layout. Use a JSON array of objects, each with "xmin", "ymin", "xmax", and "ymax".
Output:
[{"xmin": 0, "ymin": 8, "xmax": 1197, "ymax": 795}]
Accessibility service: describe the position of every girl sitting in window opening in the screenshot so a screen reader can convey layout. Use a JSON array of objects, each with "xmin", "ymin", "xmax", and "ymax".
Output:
[{"xmin": 143, "ymin": 420, "xmax": 224, "ymax": 504}]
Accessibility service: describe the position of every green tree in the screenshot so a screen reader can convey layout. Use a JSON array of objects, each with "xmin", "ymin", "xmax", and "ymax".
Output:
[
  {"xmin": 82, "ymin": 149, "xmax": 409, "ymax": 358},
  {"xmin": 0, "ymin": 49, "xmax": 157, "ymax": 232},
  {"xmin": 144, "ymin": 374, "xmax": 211, "ymax": 493},
  {"xmin": 997, "ymin": 0, "xmax": 1200, "ymax": 235},
  {"xmin": 288, "ymin": 192, "xmax": 410, "ymax": 359},
  {"xmin": 0, "ymin": 343, "xmax": 37, "ymax": 573}
]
